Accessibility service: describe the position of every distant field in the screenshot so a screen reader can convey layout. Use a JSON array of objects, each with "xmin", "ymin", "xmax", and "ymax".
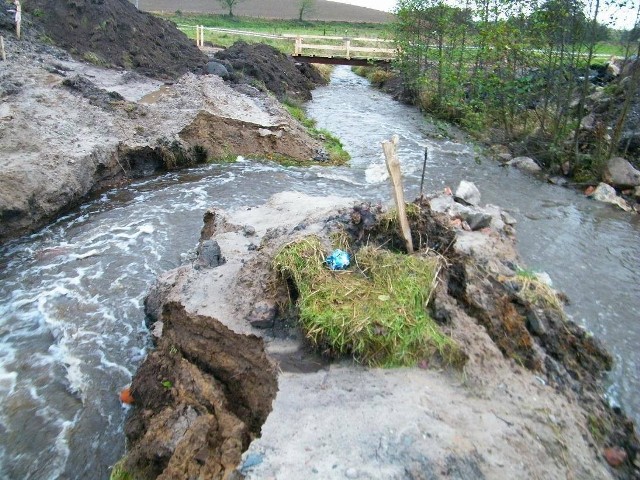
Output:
[{"xmin": 136, "ymin": 0, "xmax": 394, "ymax": 23}]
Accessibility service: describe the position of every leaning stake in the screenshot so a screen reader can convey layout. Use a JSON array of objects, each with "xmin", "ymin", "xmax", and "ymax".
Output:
[{"xmin": 382, "ymin": 135, "xmax": 414, "ymax": 253}]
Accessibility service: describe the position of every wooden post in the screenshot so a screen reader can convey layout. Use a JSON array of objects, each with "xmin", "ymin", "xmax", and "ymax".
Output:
[
  {"xmin": 15, "ymin": 0, "xmax": 21, "ymax": 40},
  {"xmin": 195, "ymin": 25, "xmax": 200, "ymax": 47},
  {"xmin": 382, "ymin": 135, "xmax": 414, "ymax": 254},
  {"xmin": 345, "ymin": 38, "xmax": 351, "ymax": 59},
  {"xmin": 1, "ymin": 36, "xmax": 5, "ymax": 61},
  {"xmin": 200, "ymin": 26, "xmax": 204, "ymax": 47},
  {"xmin": 295, "ymin": 35, "xmax": 302, "ymax": 55}
]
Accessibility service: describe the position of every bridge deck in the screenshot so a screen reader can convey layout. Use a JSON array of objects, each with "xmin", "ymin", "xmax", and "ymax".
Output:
[{"xmin": 291, "ymin": 55, "xmax": 392, "ymax": 67}]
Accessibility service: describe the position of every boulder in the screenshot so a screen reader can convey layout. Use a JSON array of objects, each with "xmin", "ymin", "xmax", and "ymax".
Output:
[
  {"xmin": 195, "ymin": 240, "xmax": 224, "ymax": 269},
  {"xmin": 592, "ymin": 183, "xmax": 632, "ymax": 212},
  {"xmin": 462, "ymin": 212, "xmax": 492, "ymax": 231},
  {"xmin": 580, "ymin": 113, "xmax": 596, "ymax": 131},
  {"xmin": 603, "ymin": 157, "xmax": 640, "ymax": 189},
  {"xmin": 508, "ymin": 157, "xmax": 541, "ymax": 172},
  {"xmin": 247, "ymin": 300, "xmax": 278, "ymax": 329},
  {"xmin": 205, "ymin": 61, "xmax": 230, "ymax": 79},
  {"xmin": 635, "ymin": 186, "xmax": 640, "ymax": 200},
  {"xmin": 454, "ymin": 180, "xmax": 481, "ymax": 206}
]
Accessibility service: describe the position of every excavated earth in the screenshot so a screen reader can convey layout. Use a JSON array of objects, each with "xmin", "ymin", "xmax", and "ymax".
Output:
[
  {"xmin": 0, "ymin": 25, "xmax": 325, "ymax": 244},
  {"xmin": 127, "ymin": 190, "xmax": 639, "ymax": 480}
]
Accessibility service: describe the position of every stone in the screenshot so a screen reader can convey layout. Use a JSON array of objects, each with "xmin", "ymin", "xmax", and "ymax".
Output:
[
  {"xmin": 205, "ymin": 61, "xmax": 229, "ymax": 79},
  {"xmin": 526, "ymin": 309, "xmax": 547, "ymax": 336},
  {"xmin": 247, "ymin": 300, "xmax": 278, "ymax": 328},
  {"xmin": 635, "ymin": 186, "xmax": 640, "ymax": 199},
  {"xmin": 462, "ymin": 212, "xmax": 492, "ymax": 231},
  {"xmin": 454, "ymin": 180, "xmax": 481, "ymax": 206},
  {"xmin": 496, "ymin": 153, "xmax": 513, "ymax": 163},
  {"xmin": 603, "ymin": 447, "xmax": 627, "ymax": 468},
  {"xmin": 243, "ymin": 225, "xmax": 256, "ymax": 236},
  {"xmin": 591, "ymin": 183, "xmax": 632, "ymax": 212},
  {"xmin": 508, "ymin": 157, "xmax": 541, "ymax": 172},
  {"xmin": 547, "ymin": 176, "xmax": 568, "ymax": 187},
  {"xmin": 580, "ymin": 113, "xmax": 596, "ymax": 131},
  {"xmin": 603, "ymin": 157, "xmax": 640, "ymax": 189},
  {"xmin": 501, "ymin": 212, "xmax": 517, "ymax": 226},
  {"xmin": 606, "ymin": 61, "xmax": 621, "ymax": 77},
  {"xmin": 195, "ymin": 240, "xmax": 224, "ymax": 269}
]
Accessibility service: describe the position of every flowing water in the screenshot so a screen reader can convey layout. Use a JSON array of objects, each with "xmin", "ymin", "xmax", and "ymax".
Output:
[{"xmin": 0, "ymin": 66, "xmax": 638, "ymax": 479}]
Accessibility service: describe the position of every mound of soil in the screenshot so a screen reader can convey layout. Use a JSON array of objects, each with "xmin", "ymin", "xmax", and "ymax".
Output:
[
  {"xmin": 215, "ymin": 41, "xmax": 326, "ymax": 102},
  {"xmin": 23, "ymin": 0, "xmax": 208, "ymax": 79}
]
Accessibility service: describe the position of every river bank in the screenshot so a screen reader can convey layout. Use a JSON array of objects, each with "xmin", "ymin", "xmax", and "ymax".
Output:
[
  {"xmin": 118, "ymin": 188, "xmax": 638, "ymax": 479},
  {"xmin": 0, "ymin": 26, "xmax": 327, "ymax": 243}
]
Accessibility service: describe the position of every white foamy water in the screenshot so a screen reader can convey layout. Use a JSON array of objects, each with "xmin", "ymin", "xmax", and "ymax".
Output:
[{"xmin": 1, "ymin": 66, "xmax": 639, "ymax": 479}]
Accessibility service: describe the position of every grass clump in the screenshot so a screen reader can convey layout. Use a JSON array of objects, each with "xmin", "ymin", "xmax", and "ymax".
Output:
[
  {"xmin": 513, "ymin": 268, "xmax": 566, "ymax": 316},
  {"xmin": 273, "ymin": 236, "xmax": 463, "ymax": 367}
]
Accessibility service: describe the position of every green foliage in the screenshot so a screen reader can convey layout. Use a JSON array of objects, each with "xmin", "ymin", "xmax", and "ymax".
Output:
[
  {"xmin": 109, "ymin": 460, "xmax": 134, "ymax": 480},
  {"xmin": 273, "ymin": 236, "xmax": 464, "ymax": 367},
  {"xmin": 161, "ymin": 380, "xmax": 172, "ymax": 389},
  {"xmin": 391, "ymin": 0, "xmax": 634, "ymax": 172}
]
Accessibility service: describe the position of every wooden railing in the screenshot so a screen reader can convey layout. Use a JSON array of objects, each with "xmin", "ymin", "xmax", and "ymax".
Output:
[
  {"xmin": 285, "ymin": 34, "xmax": 396, "ymax": 61},
  {"xmin": 184, "ymin": 25, "xmax": 396, "ymax": 62}
]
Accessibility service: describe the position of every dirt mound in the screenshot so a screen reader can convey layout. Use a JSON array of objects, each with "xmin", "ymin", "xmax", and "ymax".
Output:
[
  {"xmin": 120, "ymin": 301, "xmax": 277, "ymax": 479},
  {"xmin": 23, "ymin": 0, "xmax": 207, "ymax": 80},
  {"xmin": 214, "ymin": 41, "xmax": 326, "ymax": 102}
]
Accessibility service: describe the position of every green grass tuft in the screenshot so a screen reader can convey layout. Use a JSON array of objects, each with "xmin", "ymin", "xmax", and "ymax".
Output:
[{"xmin": 273, "ymin": 236, "xmax": 463, "ymax": 367}]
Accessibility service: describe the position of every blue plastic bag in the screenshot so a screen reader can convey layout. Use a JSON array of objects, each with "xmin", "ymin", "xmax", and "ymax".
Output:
[{"xmin": 326, "ymin": 249, "xmax": 350, "ymax": 270}]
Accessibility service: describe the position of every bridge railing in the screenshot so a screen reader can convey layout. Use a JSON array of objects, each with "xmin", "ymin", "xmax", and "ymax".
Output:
[
  {"xmin": 181, "ymin": 25, "xmax": 396, "ymax": 61},
  {"xmin": 285, "ymin": 34, "xmax": 396, "ymax": 60}
]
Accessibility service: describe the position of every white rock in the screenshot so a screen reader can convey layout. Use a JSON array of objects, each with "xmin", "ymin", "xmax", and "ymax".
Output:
[
  {"xmin": 508, "ymin": 157, "xmax": 542, "ymax": 172},
  {"xmin": 592, "ymin": 183, "xmax": 632, "ymax": 212},
  {"xmin": 603, "ymin": 157, "xmax": 640, "ymax": 188},
  {"xmin": 454, "ymin": 180, "xmax": 481, "ymax": 206}
]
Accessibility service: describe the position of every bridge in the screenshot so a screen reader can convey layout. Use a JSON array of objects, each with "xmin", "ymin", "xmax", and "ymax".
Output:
[{"xmin": 189, "ymin": 26, "xmax": 396, "ymax": 67}]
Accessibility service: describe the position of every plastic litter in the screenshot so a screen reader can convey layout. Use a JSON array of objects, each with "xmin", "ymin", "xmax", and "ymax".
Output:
[{"xmin": 326, "ymin": 249, "xmax": 350, "ymax": 270}]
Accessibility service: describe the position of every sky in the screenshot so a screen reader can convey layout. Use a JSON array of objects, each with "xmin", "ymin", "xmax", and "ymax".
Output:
[{"xmin": 328, "ymin": 0, "xmax": 639, "ymax": 30}]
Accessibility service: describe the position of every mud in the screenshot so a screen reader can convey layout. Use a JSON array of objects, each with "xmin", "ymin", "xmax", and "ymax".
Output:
[{"xmin": 122, "ymin": 301, "xmax": 277, "ymax": 480}]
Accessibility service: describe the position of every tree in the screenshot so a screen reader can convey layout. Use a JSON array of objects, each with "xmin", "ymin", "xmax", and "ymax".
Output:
[
  {"xmin": 217, "ymin": 0, "xmax": 245, "ymax": 17},
  {"xmin": 298, "ymin": 0, "xmax": 315, "ymax": 21}
]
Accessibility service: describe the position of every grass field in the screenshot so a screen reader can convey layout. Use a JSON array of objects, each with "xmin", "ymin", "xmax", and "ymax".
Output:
[{"xmin": 158, "ymin": 12, "xmax": 392, "ymax": 51}]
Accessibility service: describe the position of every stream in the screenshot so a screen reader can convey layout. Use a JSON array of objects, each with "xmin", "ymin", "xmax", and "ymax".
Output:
[{"xmin": 0, "ymin": 66, "xmax": 638, "ymax": 479}]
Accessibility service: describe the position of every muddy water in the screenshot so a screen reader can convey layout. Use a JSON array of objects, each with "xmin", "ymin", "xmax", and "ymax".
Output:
[{"xmin": 0, "ymin": 66, "xmax": 638, "ymax": 479}]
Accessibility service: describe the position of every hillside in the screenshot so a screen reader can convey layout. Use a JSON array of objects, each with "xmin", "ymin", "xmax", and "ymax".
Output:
[{"xmin": 135, "ymin": 0, "xmax": 394, "ymax": 23}]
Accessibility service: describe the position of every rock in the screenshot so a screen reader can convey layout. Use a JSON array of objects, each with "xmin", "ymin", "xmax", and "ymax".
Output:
[
  {"xmin": 508, "ymin": 157, "xmax": 542, "ymax": 172},
  {"xmin": 313, "ymin": 149, "xmax": 330, "ymax": 162},
  {"xmin": 205, "ymin": 61, "xmax": 229, "ymax": 79},
  {"xmin": 345, "ymin": 467, "xmax": 359, "ymax": 478},
  {"xmin": 501, "ymin": 212, "xmax": 517, "ymax": 226},
  {"xmin": 195, "ymin": 239, "xmax": 224, "ymax": 269},
  {"xmin": 603, "ymin": 447, "xmax": 627, "ymax": 467},
  {"xmin": 454, "ymin": 180, "xmax": 481, "ymax": 206},
  {"xmin": 526, "ymin": 309, "xmax": 547, "ymax": 336},
  {"xmin": 591, "ymin": 183, "xmax": 632, "ymax": 212},
  {"xmin": 606, "ymin": 61, "xmax": 621, "ymax": 77},
  {"xmin": 243, "ymin": 225, "xmax": 256, "ymax": 236},
  {"xmin": 635, "ymin": 186, "xmax": 640, "ymax": 199},
  {"xmin": 562, "ymin": 161, "xmax": 571, "ymax": 176},
  {"xmin": 547, "ymin": 176, "xmax": 568, "ymax": 187},
  {"xmin": 462, "ymin": 212, "xmax": 492, "ymax": 231},
  {"xmin": 247, "ymin": 300, "xmax": 278, "ymax": 329},
  {"xmin": 496, "ymin": 153, "xmax": 513, "ymax": 163},
  {"xmin": 580, "ymin": 113, "xmax": 596, "ymax": 131},
  {"xmin": 603, "ymin": 157, "xmax": 640, "ymax": 189}
]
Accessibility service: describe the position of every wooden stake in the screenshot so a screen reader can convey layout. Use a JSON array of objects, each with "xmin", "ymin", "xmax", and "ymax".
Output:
[
  {"xmin": 382, "ymin": 135, "xmax": 414, "ymax": 254},
  {"xmin": 1, "ymin": 36, "xmax": 6, "ymax": 62},
  {"xmin": 15, "ymin": 0, "xmax": 21, "ymax": 40}
]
